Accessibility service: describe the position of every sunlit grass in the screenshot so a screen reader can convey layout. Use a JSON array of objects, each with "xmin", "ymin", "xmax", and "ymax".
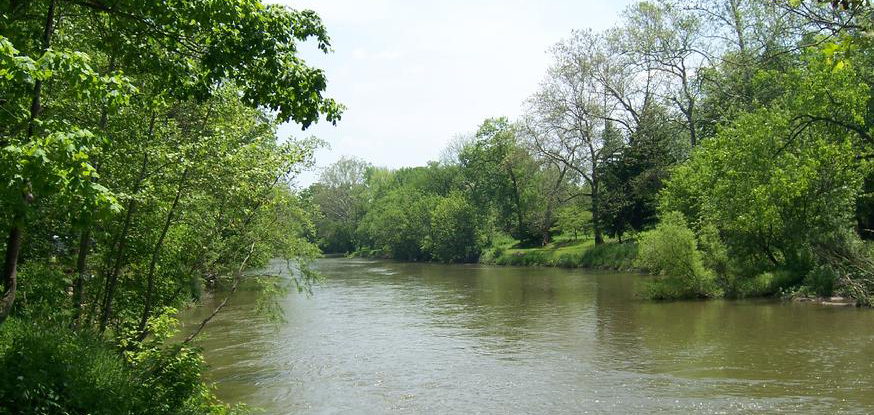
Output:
[{"xmin": 481, "ymin": 234, "xmax": 637, "ymax": 270}]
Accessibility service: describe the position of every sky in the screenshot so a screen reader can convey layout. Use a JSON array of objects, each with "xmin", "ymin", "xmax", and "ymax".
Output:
[{"xmin": 275, "ymin": 0, "xmax": 636, "ymax": 186}]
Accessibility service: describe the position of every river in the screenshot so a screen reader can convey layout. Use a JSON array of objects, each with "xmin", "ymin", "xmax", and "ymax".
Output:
[{"xmin": 181, "ymin": 258, "xmax": 874, "ymax": 414}]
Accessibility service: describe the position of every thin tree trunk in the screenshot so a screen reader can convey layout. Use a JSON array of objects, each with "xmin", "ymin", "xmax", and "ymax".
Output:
[
  {"xmin": 507, "ymin": 169, "xmax": 525, "ymax": 238},
  {"xmin": 0, "ymin": 219, "xmax": 23, "ymax": 324},
  {"xmin": 183, "ymin": 242, "xmax": 256, "ymax": 344},
  {"xmin": 26, "ymin": 0, "xmax": 56, "ymax": 137},
  {"xmin": 98, "ymin": 152, "xmax": 148, "ymax": 334},
  {"xmin": 69, "ymin": 227, "xmax": 90, "ymax": 328},
  {"xmin": 1, "ymin": 0, "xmax": 56, "ymax": 324},
  {"xmin": 542, "ymin": 200, "xmax": 554, "ymax": 247},
  {"xmin": 137, "ymin": 166, "xmax": 189, "ymax": 338},
  {"xmin": 71, "ymin": 55, "xmax": 116, "ymax": 329},
  {"xmin": 592, "ymin": 181, "xmax": 604, "ymax": 245},
  {"xmin": 728, "ymin": 0, "xmax": 746, "ymax": 55}
]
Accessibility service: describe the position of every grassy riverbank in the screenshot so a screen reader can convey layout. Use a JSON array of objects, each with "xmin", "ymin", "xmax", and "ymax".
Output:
[
  {"xmin": 479, "ymin": 235, "xmax": 638, "ymax": 270},
  {"xmin": 350, "ymin": 235, "xmax": 638, "ymax": 271}
]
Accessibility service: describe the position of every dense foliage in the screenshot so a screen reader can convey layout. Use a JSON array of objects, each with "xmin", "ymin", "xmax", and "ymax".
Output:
[
  {"xmin": 6, "ymin": 0, "xmax": 874, "ymax": 409},
  {"xmin": 308, "ymin": 0, "xmax": 874, "ymax": 304},
  {"xmin": 0, "ymin": 0, "xmax": 339, "ymax": 412}
]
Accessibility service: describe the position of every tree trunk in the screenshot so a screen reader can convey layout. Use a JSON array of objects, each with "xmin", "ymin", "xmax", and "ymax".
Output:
[
  {"xmin": 71, "ymin": 55, "xmax": 116, "ymax": 329},
  {"xmin": 542, "ymin": 202, "xmax": 553, "ymax": 247},
  {"xmin": 26, "ymin": 0, "xmax": 56, "ymax": 137},
  {"xmin": 1, "ymin": 0, "xmax": 56, "ymax": 324},
  {"xmin": 592, "ymin": 201, "xmax": 604, "ymax": 245},
  {"xmin": 0, "ymin": 221, "xmax": 23, "ymax": 324},
  {"xmin": 507, "ymin": 169, "xmax": 525, "ymax": 238},
  {"xmin": 70, "ymin": 228, "xmax": 90, "ymax": 328},
  {"xmin": 591, "ymin": 180, "xmax": 604, "ymax": 245},
  {"xmin": 728, "ymin": 0, "xmax": 746, "ymax": 55},
  {"xmin": 137, "ymin": 166, "xmax": 189, "ymax": 338},
  {"xmin": 98, "ymin": 153, "xmax": 148, "ymax": 334}
]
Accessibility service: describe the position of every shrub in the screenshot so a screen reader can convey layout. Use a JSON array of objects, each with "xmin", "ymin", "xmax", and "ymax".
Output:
[
  {"xmin": 726, "ymin": 271, "xmax": 793, "ymax": 298},
  {"xmin": 13, "ymin": 261, "xmax": 72, "ymax": 323},
  {"xmin": 636, "ymin": 212, "xmax": 721, "ymax": 299},
  {"xmin": 0, "ymin": 319, "xmax": 143, "ymax": 415},
  {"xmin": 696, "ymin": 224, "xmax": 730, "ymax": 277},
  {"xmin": 426, "ymin": 192, "xmax": 486, "ymax": 263},
  {"xmin": 554, "ymin": 252, "xmax": 581, "ymax": 268},
  {"xmin": 0, "ymin": 316, "xmax": 246, "ymax": 415}
]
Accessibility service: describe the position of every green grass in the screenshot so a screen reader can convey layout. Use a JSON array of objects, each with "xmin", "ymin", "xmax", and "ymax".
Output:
[{"xmin": 480, "ymin": 234, "xmax": 638, "ymax": 270}]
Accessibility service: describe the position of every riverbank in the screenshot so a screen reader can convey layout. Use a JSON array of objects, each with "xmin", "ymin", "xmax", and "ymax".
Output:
[
  {"xmin": 351, "ymin": 236, "xmax": 638, "ymax": 270},
  {"xmin": 479, "ymin": 237, "xmax": 638, "ymax": 271},
  {"xmin": 347, "ymin": 237, "xmax": 873, "ymax": 304}
]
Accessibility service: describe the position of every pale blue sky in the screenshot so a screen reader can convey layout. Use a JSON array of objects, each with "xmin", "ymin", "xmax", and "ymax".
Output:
[{"xmin": 275, "ymin": 0, "xmax": 636, "ymax": 186}]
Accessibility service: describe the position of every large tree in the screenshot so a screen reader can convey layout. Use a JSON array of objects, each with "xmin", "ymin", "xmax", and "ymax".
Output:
[
  {"xmin": 524, "ymin": 31, "xmax": 628, "ymax": 244},
  {"xmin": 1, "ymin": 0, "xmax": 342, "ymax": 333}
]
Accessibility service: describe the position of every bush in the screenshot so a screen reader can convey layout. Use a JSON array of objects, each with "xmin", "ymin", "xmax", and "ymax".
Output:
[
  {"xmin": 696, "ymin": 224, "xmax": 730, "ymax": 276},
  {"xmin": 0, "ymin": 316, "xmax": 246, "ymax": 415},
  {"xmin": 492, "ymin": 251, "xmax": 548, "ymax": 267},
  {"xmin": 479, "ymin": 239, "xmax": 638, "ymax": 270},
  {"xmin": 13, "ymin": 261, "xmax": 72, "ymax": 323},
  {"xmin": 810, "ymin": 230, "xmax": 874, "ymax": 304},
  {"xmin": 0, "ymin": 319, "xmax": 144, "ymax": 414},
  {"xmin": 478, "ymin": 246, "xmax": 505, "ymax": 264},
  {"xmin": 426, "ymin": 192, "xmax": 486, "ymax": 262},
  {"xmin": 725, "ymin": 271, "xmax": 795, "ymax": 298},
  {"xmin": 554, "ymin": 252, "xmax": 581, "ymax": 268},
  {"xmin": 636, "ymin": 212, "xmax": 721, "ymax": 299}
]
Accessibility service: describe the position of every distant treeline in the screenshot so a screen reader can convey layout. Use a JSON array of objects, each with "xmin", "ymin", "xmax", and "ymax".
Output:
[{"xmin": 307, "ymin": 0, "xmax": 874, "ymax": 304}]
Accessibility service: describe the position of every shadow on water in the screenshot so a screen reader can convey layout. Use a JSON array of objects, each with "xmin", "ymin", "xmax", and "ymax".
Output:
[{"xmin": 181, "ymin": 258, "xmax": 874, "ymax": 414}]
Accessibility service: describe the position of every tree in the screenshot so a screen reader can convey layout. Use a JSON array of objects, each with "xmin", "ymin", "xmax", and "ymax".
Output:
[
  {"xmin": 555, "ymin": 203, "xmax": 592, "ymax": 241},
  {"xmin": 618, "ymin": 1, "xmax": 708, "ymax": 146},
  {"xmin": 661, "ymin": 47, "xmax": 870, "ymax": 285},
  {"xmin": 308, "ymin": 156, "xmax": 370, "ymax": 253},
  {"xmin": 524, "ymin": 29, "xmax": 654, "ymax": 245},
  {"xmin": 0, "ymin": 0, "xmax": 341, "ymax": 410},
  {"xmin": 0, "ymin": 23, "xmax": 128, "ymax": 322},
  {"xmin": 1, "ymin": 0, "xmax": 344, "ymax": 327},
  {"xmin": 355, "ymin": 187, "xmax": 436, "ymax": 261},
  {"xmin": 426, "ymin": 192, "xmax": 485, "ymax": 263},
  {"xmin": 600, "ymin": 104, "xmax": 686, "ymax": 241},
  {"xmin": 458, "ymin": 118, "xmax": 534, "ymax": 244}
]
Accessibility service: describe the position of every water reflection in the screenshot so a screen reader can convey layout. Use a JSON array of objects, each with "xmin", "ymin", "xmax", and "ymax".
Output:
[{"xmin": 181, "ymin": 258, "xmax": 874, "ymax": 414}]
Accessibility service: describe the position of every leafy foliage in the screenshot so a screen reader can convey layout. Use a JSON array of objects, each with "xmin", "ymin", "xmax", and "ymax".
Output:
[
  {"xmin": 636, "ymin": 212, "xmax": 721, "ymax": 299},
  {"xmin": 427, "ymin": 192, "xmax": 486, "ymax": 263},
  {"xmin": 0, "ymin": 0, "xmax": 340, "ymax": 410}
]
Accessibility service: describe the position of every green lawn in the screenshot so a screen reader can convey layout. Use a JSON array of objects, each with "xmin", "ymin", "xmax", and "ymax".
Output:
[{"xmin": 481, "ymin": 234, "xmax": 638, "ymax": 270}]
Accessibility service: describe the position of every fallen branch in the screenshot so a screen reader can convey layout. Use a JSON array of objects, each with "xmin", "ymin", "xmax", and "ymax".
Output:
[{"xmin": 182, "ymin": 241, "xmax": 256, "ymax": 344}]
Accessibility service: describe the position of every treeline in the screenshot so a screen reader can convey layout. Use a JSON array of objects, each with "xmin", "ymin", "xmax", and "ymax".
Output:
[
  {"xmin": 306, "ymin": 118, "xmax": 592, "ymax": 263},
  {"xmin": 308, "ymin": 0, "xmax": 874, "ymax": 304},
  {"xmin": 0, "ymin": 0, "xmax": 338, "ymax": 413}
]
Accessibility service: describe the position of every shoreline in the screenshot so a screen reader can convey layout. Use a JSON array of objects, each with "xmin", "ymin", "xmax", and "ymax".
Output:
[{"xmin": 327, "ymin": 248, "xmax": 865, "ymax": 307}]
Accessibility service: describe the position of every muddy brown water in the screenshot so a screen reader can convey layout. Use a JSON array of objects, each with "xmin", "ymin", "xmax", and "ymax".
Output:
[{"xmin": 181, "ymin": 258, "xmax": 874, "ymax": 414}]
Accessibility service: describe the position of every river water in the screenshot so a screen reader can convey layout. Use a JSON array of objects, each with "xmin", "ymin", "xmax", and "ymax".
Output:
[{"xmin": 182, "ymin": 258, "xmax": 874, "ymax": 414}]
